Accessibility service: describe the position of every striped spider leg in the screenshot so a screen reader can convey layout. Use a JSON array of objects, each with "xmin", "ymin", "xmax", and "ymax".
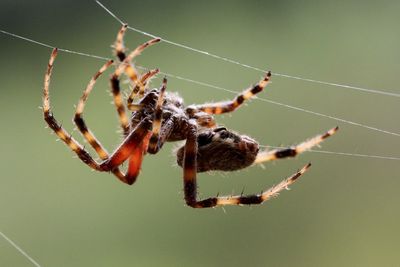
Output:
[
  {"xmin": 191, "ymin": 71, "xmax": 271, "ymax": 114},
  {"xmin": 179, "ymin": 72, "xmax": 338, "ymax": 208},
  {"xmin": 109, "ymin": 24, "xmax": 160, "ymax": 136},
  {"xmin": 254, "ymin": 127, "xmax": 339, "ymax": 164},
  {"xmin": 188, "ymin": 71, "xmax": 338, "ymax": 165},
  {"xmin": 114, "ymin": 24, "xmax": 160, "ymax": 112},
  {"xmin": 182, "ymin": 120, "xmax": 312, "ymax": 208},
  {"xmin": 43, "ymin": 48, "xmax": 154, "ymax": 185}
]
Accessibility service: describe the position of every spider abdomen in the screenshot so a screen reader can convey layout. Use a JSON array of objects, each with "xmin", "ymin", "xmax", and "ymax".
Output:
[{"xmin": 176, "ymin": 129, "xmax": 259, "ymax": 172}]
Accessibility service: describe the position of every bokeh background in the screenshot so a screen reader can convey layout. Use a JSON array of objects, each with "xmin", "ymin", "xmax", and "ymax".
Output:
[{"xmin": 1, "ymin": 1, "xmax": 399, "ymax": 266}]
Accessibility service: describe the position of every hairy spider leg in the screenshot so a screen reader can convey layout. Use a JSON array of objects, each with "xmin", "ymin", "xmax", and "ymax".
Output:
[
  {"xmin": 111, "ymin": 29, "xmax": 161, "ymax": 135},
  {"xmin": 43, "ymin": 49, "xmax": 101, "ymax": 171},
  {"xmin": 254, "ymin": 126, "xmax": 339, "ymax": 164},
  {"xmin": 127, "ymin": 68, "xmax": 159, "ymax": 111},
  {"xmin": 182, "ymin": 120, "xmax": 311, "ymax": 208},
  {"xmin": 110, "ymin": 68, "xmax": 130, "ymax": 136},
  {"xmin": 43, "ymin": 48, "xmax": 152, "ymax": 185},
  {"xmin": 121, "ymin": 77, "xmax": 169, "ymax": 183},
  {"xmin": 114, "ymin": 24, "xmax": 160, "ymax": 97},
  {"xmin": 148, "ymin": 115, "xmax": 179, "ymax": 155},
  {"xmin": 144, "ymin": 77, "xmax": 179, "ymax": 155},
  {"xmin": 74, "ymin": 59, "xmax": 114, "ymax": 160},
  {"xmin": 191, "ymin": 71, "xmax": 271, "ymax": 115},
  {"xmin": 73, "ymin": 58, "xmax": 144, "ymax": 182},
  {"xmin": 195, "ymin": 164, "xmax": 311, "ymax": 208},
  {"xmin": 121, "ymin": 38, "xmax": 160, "ymax": 98},
  {"xmin": 114, "ymin": 24, "xmax": 128, "ymax": 61},
  {"xmin": 124, "ymin": 131, "xmax": 152, "ymax": 185},
  {"xmin": 148, "ymin": 77, "xmax": 167, "ymax": 153},
  {"xmin": 98, "ymin": 117, "xmax": 151, "ymax": 168}
]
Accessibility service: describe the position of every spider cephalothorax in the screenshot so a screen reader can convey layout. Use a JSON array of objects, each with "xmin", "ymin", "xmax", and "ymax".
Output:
[
  {"xmin": 130, "ymin": 88, "xmax": 260, "ymax": 172},
  {"xmin": 43, "ymin": 24, "xmax": 338, "ymax": 208}
]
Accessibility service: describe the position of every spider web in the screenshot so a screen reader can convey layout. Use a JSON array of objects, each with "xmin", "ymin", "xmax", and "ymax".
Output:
[{"xmin": 0, "ymin": 231, "xmax": 41, "ymax": 267}]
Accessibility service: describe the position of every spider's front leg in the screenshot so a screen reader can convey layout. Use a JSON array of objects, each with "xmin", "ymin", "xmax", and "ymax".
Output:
[
  {"xmin": 72, "ymin": 57, "xmax": 154, "ymax": 184},
  {"xmin": 110, "ymin": 37, "xmax": 160, "ymax": 136},
  {"xmin": 99, "ymin": 118, "xmax": 152, "ymax": 171},
  {"xmin": 43, "ymin": 49, "xmax": 101, "ymax": 171},
  {"xmin": 113, "ymin": 25, "xmax": 160, "ymax": 110},
  {"xmin": 182, "ymin": 120, "xmax": 310, "ymax": 208},
  {"xmin": 127, "ymin": 68, "xmax": 159, "ymax": 111},
  {"xmin": 43, "ymin": 48, "xmax": 152, "ymax": 185}
]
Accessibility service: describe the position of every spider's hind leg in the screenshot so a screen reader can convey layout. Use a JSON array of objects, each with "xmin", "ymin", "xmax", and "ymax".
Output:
[
  {"xmin": 181, "ymin": 120, "xmax": 311, "ymax": 208},
  {"xmin": 190, "ymin": 164, "xmax": 311, "ymax": 208},
  {"xmin": 254, "ymin": 127, "xmax": 339, "ymax": 164}
]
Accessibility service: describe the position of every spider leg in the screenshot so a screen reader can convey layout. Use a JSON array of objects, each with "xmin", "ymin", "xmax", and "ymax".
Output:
[
  {"xmin": 139, "ymin": 68, "xmax": 160, "ymax": 86},
  {"xmin": 193, "ymin": 164, "xmax": 311, "ymax": 208},
  {"xmin": 147, "ymin": 78, "xmax": 183, "ymax": 154},
  {"xmin": 147, "ymin": 116, "xmax": 176, "ymax": 154},
  {"xmin": 189, "ymin": 72, "xmax": 271, "ymax": 115},
  {"xmin": 148, "ymin": 77, "xmax": 167, "ymax": 153},
  {"xmin": 111, "ymin": 42, "xmax": 161, "ymax": 136},
  {"xmin": 121, "ymin": 38, "xmax": 160, "ymax": 95},
  {"xmin": 98, "ymin": 120, "xmax": 151, "ymax": 185},
  {"xmin": 182, "ymin": 120, "xmax": 310, "ymax": 208},
  {"xmin": 127, "ymin": 68, "xmax": 159, "ymax": 111},
  {"xmin": 114, "ymin": 24, "xmax": 128, "ymax": 61},
  {"xmin": 73, "ymin": 58, "xmax": 140, "ymax": 182},
  {"xmin": 124, "ymin": 131, "xmax": 152, "ymax": 185},
  {"xmin": 43, "ymin": 48, "xmax": 151, "ymax": 185},
  {"xmin": 114, "ymin": 25, "xmax": 160, "ymax": 96},
  {"xmin": 99, "ymin": 118, "xmax": 152, "ymax": 171},
  {"xmin": 74, "ymin": 59, "xmax": 114, "ymax": 160},
  {"xmin": 254, "ymin": 127, "xmax": 339, "ymax": 164},
  {"xmin": 43, "ymin": 49, "xmax": 101, "ymax": 171},
  {"xmin": 182, "ymin": 120, "xmax": 200, "ymax": 207},
  {"xmin": 110, "ymin": 69, "xmax": 130, "ymax": 136}
]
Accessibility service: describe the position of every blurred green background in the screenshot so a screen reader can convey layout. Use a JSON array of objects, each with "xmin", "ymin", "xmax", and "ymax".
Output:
[{"xmin": 1, "ymin": 1, "xmax": 399, "ymax": 266}]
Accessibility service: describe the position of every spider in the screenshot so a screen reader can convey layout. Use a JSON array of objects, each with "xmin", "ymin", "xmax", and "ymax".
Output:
[{"xmin": 43, "ymin": 25, "xmax": 338, "ymax": 208}]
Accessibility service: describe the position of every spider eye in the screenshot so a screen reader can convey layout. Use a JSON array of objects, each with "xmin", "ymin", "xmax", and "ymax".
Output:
[{"xmin": 197, "ymin": 132, "xmax": 214, "ymax": 147}]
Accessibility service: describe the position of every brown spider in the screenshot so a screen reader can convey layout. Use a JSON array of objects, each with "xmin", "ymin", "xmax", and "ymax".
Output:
[{"xmin": 43, "ymin": 25, "xmax": 338, "ymax": 208}]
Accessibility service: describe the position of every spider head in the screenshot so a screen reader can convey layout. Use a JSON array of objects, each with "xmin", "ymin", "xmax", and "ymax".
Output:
[{"xmin": 177, "ymin": 127, "xmax": 259, "ymax": 172}]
